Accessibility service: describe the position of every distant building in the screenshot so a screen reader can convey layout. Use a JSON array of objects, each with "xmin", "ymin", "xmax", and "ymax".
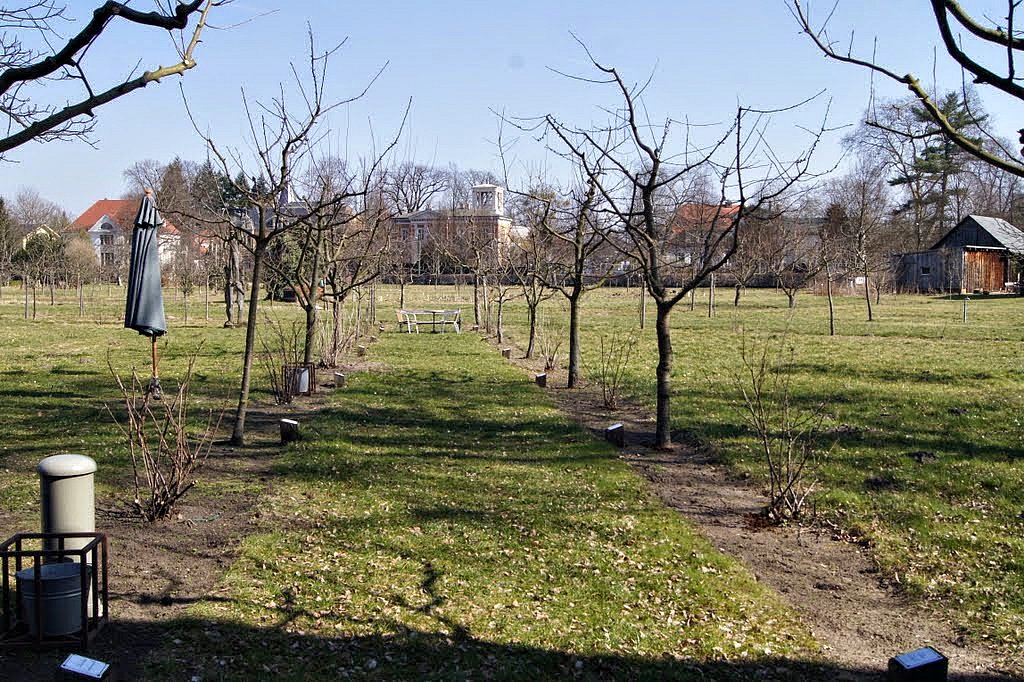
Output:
[
  {"xmin": 894, "ymin": 215, "xmax": 1024, "ymax": 293},
  {"xmin": 392, "ymin": 184, "xmax": 513, "ymax": 272},
  {"xmin": 69, "ymin": 199, "xmax": 180, "ymax": 269}
]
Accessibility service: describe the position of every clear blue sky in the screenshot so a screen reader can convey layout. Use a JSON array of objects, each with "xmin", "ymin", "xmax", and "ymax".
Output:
[{"xmin": 2, "ymin": 1, "xmax": 1019, "ymax": 217}]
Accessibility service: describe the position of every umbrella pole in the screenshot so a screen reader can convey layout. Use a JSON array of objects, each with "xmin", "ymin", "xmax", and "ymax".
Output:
[{"xmin": 150, "ymin": 336, "xmax": 162, "ymax": 400}]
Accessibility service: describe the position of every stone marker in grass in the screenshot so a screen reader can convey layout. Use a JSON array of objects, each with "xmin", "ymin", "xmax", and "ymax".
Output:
[
  {"xmin": 356, "ymin": 345, "xmax": 367, "ymax": 357},
  {"xmin": 606, "ymin": 423, "xmax": 625, "ymax": 447},
  {"xmin": 333, "ymin": 372, "xmax": 346, "ymax": 388},
  {"xmin": 280, "ymin": 418, "xmax": 301, "ymax": 444},
  {"xmin": 502, "ymin": 348, "xmax": 512, "ymax": 359},
  {"xmin": 535, "ymin": 373, "xmax": 547, "ymax": 387}
]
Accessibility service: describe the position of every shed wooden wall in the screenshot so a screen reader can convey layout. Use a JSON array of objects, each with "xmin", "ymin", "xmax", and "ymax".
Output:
[
  {"xmin": 895, "ymin": 250, "xmax": 959, "ymax": 292},
  {"xmin": 963, "ymin": 250, "xmax": 1007, "ymax": 292}
]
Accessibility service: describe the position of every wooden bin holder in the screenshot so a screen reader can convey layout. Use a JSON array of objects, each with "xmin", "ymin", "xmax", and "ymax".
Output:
[
  {"xmin": 0, "ymin": 532, "xmax": 109, "ymax": 649},
  {"xmin": 282, "ymin": 362, "xmax": 317, "ymax": 396}
]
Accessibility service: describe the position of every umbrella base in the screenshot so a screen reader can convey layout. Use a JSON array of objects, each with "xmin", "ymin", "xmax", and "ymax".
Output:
[{"xmin": 147, "ymin": 377, "xmax": 162, "ymax": 401}]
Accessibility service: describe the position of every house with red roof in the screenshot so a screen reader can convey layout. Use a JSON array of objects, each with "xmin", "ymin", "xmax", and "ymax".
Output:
[{"xmin": 70, "ymin": 199, "xmax": 180, "ymax": 270}]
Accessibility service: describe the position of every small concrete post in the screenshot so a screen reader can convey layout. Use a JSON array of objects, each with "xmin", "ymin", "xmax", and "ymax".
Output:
[
  {"xmin": 535, "ymin": 373, "xmax": 547, "ymax": 388},
  {"xmin": 280, "ymin": 419, "xmax": 301, "ymax": 444},
  {"xmin": 333, "ymin": 372, "xmax": 346, "ymax": 388},
  {"xmin": 605, "ymin": 423, "xmax": 625, "ymax": 447},
  {"xmin": 963, "ymin": 297, "xmax": 970, "ymax": 323},
  {"xmin": 501, "ymin": 348, "xmax": 512, "ymax": 359},
  {"xmin": 38, "ymin": 454, "xmax": 96, "ymax": 556},
  {"xmin": 369, "ymin": 335, "xmax": 379, "ymax": 343},
  {"xmin": 356, "ymin": 345, "xmax": 367, "ymax": 357}
]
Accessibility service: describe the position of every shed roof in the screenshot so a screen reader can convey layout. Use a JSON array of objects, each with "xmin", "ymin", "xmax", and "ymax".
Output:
[{"xmin": 932, "ymin": 215, "xmax": 1024, "ymax": 254}]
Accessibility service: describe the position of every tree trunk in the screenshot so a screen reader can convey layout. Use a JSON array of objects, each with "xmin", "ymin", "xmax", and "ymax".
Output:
[
  {"xmin": 567, "ymin": 292, "xmax": 582, "ymax": 388},
  {"xmin": 230, "ymin": 243, "xmax": 266, "ymax": 446},
  {"xmin": 689, "ymin": 287, "xmax": 696, "ymax": 311},
  {"xmin": 205, "ymin": 274, "xmax": 210, "ymax": 322},
  {"xmin": 78, "ymin": 279, "xmax": 84, "ymax": 317},
  {"xmin": 707, "ymin": 273, "xmax": 715, "ymax": 318},
  {"xmin": 786, "ymin": 290, "xmax": 796, "ymax": 309},
  {"xmin": 482, "ymin": 276, "xmax": 491, "ymax": 332},
  {"xmin": 526, "ymin": 304, "xmax": 537, "ymax": 358},
  {"xmin": 863, "ymin": 266, "xmax": 873, "ymax": 322},
  {"xmin": 826, "ymin": 270, "xmax": 836, "ymax": 337},
  {"xmin": 496, "ymin": 296, "xmax": 505, "ymax": 344},
  {"xmin": 23, "ymin": 274, "xmax": 29, "ymax": 320},
  {"xmin": 183, "ymin": 291, "xmax": 189, "ymax": 324},
  {"xmin": 472, "ymin": 274, "xmax": 481, "ymax": 326},
  {"xmin": 734, "ymin": 283, "xmax": 742, "ymax": 307},
  {"xmin": 639, "ymin": 285, "xmax": 646, "ymax": 329},
  {"xmin": 654, "ymin": 302, "xmax": 673, "ymax": 449},
  {"xmin": 399, "ymin": 279, "xmax": 406, "ymax": 309},
  {"xmin": 329, "ymin": 293, "xmax": 344, "ymax": 366},
  {"xmin": 303, "ymin": 300, "xmax": 318, "ymax": 366},
  {"xmin": 303, "ymin": 256, "xmax": 321, "ymax": 366}
]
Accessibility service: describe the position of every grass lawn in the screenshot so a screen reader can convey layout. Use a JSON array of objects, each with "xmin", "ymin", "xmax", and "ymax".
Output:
[
  {"xmin": 1, "ymin": 284, "xmax": 830, "ymax": 679},
  {"xmin": 173, "ymin": 332, "xmax": 822, "ymax": 680},
  {"xmin": 456, "ymin": 284, "xmax": 1023, "ymax": 656},
  {"xmin": 0, "ymin": 284, "xmax": 244, "ymax": 525}
]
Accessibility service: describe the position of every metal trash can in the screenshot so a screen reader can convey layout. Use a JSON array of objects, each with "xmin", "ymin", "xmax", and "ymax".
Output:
[
  {"xmin": 290, "ymin": 366, "xmax": 310, "ymax": 394},
  {"xmin": 38, "ymin": 454, "xmax": 96, "ymax": 555},
  {"xmin": 16, "ymin": 562, "xmax": 90, "ymax": 636}
]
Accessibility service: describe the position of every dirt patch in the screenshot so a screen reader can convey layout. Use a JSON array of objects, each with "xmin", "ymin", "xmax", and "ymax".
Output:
[
  {"xmin": 498, "ymin": 343, "xmax": 1019, "ymax": 680},
  {"xmin": 0, "ymin": 378, "xmax": 342, "ymax": 680}
]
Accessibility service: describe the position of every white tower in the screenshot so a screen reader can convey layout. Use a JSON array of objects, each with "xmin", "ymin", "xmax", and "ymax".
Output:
[{"xmin": 472, "ymin": 184, "xmax": 504, "ymax": 216}]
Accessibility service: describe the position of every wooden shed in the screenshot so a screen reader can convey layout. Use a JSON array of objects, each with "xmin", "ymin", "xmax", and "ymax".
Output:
[{"xmin": 894, "ymin": 215, "xmax": 1024, "ymax": 293}]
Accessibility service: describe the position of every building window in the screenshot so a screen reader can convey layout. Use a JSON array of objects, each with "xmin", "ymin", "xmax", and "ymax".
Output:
[
  {"xmin": 99, "ymin": 234, "xmax": 114, "ymax": 245},
  {"xmin": 400, "ymin": 226, "xmax": 410, "ymax": 240},
  {"xmin": 415, "ymin": 226, "xmax": 425, "ymax": 241},
  {"xmin": 920, "ymin": 266, "xmax": 932, "ymax": 275},
  {"xmin": 101, "ymin": 252, "xmax": 115, "ymax": 267}
]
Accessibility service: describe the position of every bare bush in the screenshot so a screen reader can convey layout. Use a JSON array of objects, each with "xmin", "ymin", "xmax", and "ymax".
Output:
[
  {"xmin": 257, "ymin": 312, "xmax": 305, "ymax": 404},
  {"xmin": 537, "ymin": 317, "xmax": 564, "ymax": 372},
  {"xmin": 593, "ymin": 331, "xmax": 639, "ymax": 410},
  {"xmin": 732, "ymin": 333, "xmax": 830, "ymax": 523},
  {"xmin": 109, "ymin": 350, "xmax": 220, "ymax": 522}
]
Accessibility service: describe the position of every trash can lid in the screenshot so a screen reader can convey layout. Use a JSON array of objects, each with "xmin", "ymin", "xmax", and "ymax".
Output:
[
  {"xmin": 15, "ymin": 561, "xmax": 85, "ymax": 582},
  {"xmin": 38, "ymin": 454, "xmax": 97, "ymax": 478}
]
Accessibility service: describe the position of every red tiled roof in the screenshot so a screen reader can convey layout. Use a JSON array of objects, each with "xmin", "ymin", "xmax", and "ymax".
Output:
[{"xmin": 71, "ymin": 198, "xmax": 180, "ymax": 235}]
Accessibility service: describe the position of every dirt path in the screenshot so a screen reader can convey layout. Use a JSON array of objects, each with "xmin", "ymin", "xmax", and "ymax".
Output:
[{"xmin": 501, "ymin": 347, "xmax": 1019, "ymax": 681}]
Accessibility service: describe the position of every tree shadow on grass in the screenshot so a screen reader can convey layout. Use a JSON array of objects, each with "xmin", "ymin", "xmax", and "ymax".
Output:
[{"xmin": 1, "ymin": 599, "xmax": 1011, "ymax": 681}]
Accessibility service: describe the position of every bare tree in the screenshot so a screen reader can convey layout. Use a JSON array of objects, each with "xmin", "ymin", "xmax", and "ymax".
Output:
[
  {"xmin": 537, "ymin": 47, "xmax": 824, "ymax": 448},
  {"xmin": 791, "ymin": 0, "xmax": 1024, "ymax": 178},
  {"xmin": 0, "ymin": 197, "xmax": 16, "ymax": 298},
  {"xmin": 508, "ymin": 200, "xmax": 558, "ymax": 358},
  {"xmin": 189, "ymin": 33, "xmax": 387, "ymax": 445},
  {"xmin": 1, "ymin": 1, "xmax": 218, "ymax": 158},
  {"xmin": 757, "ymin": 205, "xmax": 822, "ymax": 309},
  {"xmin": 826, "ymin": 156, "xmax": 892, "ymax": 321},
  {"xmin": 384, "ymin": 162, "xmax": 448, "ymax": 214},
  {"xmin": 524, "ymin": 175, "xmax": 612, "ymax": 387}
]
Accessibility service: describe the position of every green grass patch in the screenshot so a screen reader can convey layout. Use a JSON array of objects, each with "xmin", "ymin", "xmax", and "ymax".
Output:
[
  {"xmin": 474, "ymin": 285, "xmax": 1024, "ymax": 651},
  {"xmin": 182, "ymin": 332, "xmax": 818, "ymax": 679}
]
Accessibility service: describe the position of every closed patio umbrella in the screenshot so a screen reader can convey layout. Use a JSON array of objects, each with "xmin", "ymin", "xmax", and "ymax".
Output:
[{"xmin": 124, "ymin": 189, "xmax": 166, "ymax": 398}]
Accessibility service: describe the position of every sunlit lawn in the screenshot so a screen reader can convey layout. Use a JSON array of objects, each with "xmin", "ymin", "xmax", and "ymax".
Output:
[
  {"xmin": 468, "ymin": 283, "xmax": 1023, "ymax": 655},
  {"xmin": 2, "ymin": 283, "xmax": 827, "ymax": 680}
]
